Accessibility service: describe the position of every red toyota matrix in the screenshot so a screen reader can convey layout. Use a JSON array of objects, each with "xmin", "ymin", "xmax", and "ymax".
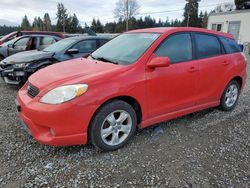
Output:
[{"xmin": 17, "ymin": 27, "xmax": 247, "ymax": 151}]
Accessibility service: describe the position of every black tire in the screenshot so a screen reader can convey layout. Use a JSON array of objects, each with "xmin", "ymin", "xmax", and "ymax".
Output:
[
  {"xmin": 220, "ymin": 80, "xmax": 240, "ymax": 111},
  {"xmin": 89, "ymin": 100, "xmax": 137, "ymax": 152}
]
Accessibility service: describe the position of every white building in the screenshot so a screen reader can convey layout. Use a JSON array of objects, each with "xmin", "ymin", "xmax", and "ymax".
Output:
[{"xmin": 207, "ymin": 9, "xmax": 250, "ymax": 44}]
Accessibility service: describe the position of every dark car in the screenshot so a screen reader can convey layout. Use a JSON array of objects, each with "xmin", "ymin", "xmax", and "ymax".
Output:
[
  {"xmin": 0, "ymin": 35, "xmax": 61, "ymax": 61},
  {"xmin": 0, "ymin": 31, "xmax": 65, "ymax": 45},
  {"xmin": 0, "ymin": 36, "xmax": 110, "ymax": 84}
]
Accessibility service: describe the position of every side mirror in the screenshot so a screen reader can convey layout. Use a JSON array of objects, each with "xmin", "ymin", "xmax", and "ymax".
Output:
[
  {"xmin": 83, "ymin": 53, "xmax": 90, "ymax": 58},
  {"xmin": 147, "ymin": 56, "xmax": 170, "ymax": 69},
  {"xmin": 7, "ymin": 43, "xmax": 14, "ymax": 48},
  {"xmin": 66, "ymin": 49, "xmax": 79, "ymax": 55}
]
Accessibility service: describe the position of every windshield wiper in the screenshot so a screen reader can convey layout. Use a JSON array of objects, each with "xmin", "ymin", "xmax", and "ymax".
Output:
[{"xmin": 93, "ymin": 56, "xmax": 119, "ymax": 65}]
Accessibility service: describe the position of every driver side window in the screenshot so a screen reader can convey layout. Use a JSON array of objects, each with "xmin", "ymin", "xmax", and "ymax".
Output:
[
  {"xmin": 13, "ymin": 37, "xmax": 30, "ymax": 50},
  {"xmin": 72, "ymin": 40, "xmax": 97, "ymax": 53},
  {"xmin": 155, "ymin": 33, "xmax": 193, "ymax": 64}
]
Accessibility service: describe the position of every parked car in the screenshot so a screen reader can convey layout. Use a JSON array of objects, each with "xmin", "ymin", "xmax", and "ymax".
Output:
[
  {"xmin": 0, "ymin": 35, "xmax": 61, "ymax": 61},
  {"xmin": 16, "ymin": 27, "xmax": 247, "ymax": 151},
  {"xmin": 0, "ymin": 31, "xmax": 65, "ymax": 45},
  {"xmin": 0, "ymin": 36, "xmax": 110, "ymax": 84}
]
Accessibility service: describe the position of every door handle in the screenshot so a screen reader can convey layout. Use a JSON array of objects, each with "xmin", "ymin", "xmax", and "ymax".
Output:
[
  {"xmin": 222, "ymin": 61, "xmax": 229, "ymax": 65},
  {"xmin": 188, "ymin": 66, "xmax": 199, "ymax": 72}
]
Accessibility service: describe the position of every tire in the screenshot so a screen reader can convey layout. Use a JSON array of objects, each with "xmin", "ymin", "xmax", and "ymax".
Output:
[
  {"xmin": 220, "ymin": 80, "xmax": 240, "ymax": 111},
  {"xmin": 89, "ymin": 100, "xmax": 137, "ymax": 151}
]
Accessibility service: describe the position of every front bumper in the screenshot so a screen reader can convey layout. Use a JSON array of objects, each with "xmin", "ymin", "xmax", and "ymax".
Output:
[
  {"xmin": 16, "ymin": 87, "xmax": 98, "ymax": 146},
  {"xmin": 0, "ymin": 66, "xmax": 27, "ymax": 84}
]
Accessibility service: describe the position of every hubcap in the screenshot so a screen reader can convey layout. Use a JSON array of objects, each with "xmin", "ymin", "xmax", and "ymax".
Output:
[
  {"xmin": 225, "ymin": 84, "xmax": 238, "ymax": 108},
  {"xmin": 101, "ymin": 110, "xmax": 132, "ymax": 146}
]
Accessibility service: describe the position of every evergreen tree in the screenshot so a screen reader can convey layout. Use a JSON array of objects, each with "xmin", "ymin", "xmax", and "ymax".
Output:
[
  {"xmin": 198, "ymin": 11, "xmax": 204, "ymax": 28},
  {"xmin": 202, "ymin": 11, "xmax": 208, "ymax": 28},
  {"xmin": 96, "ymin": 19, "xmax": 104, "ymax": 33},
  {"xmin": 56, "ymin": 3, "xmax": 68, "ymax": 32},
  {"xmin": 43, "ymin": 13, "xmax": 52, "ymax": 31},
  {"xmin": 68, "ymin": 14, "xmax": 81, "ymax": 33},
  {"xmin": 37, "ymin": 17, "xmax": 44, "ymax": 31},
  {"xmin": 183, "ymin": 0, "xmax": 201, "ymax": 27},
  {"xmin": 21, "ymin": 15, "xmax": 31, "ymax": 30},
  {"xmin": 235, "ymin": 0, "xmax": 244, "ymax": 9},
  {"xmin": 32, "ymin": 17, "xmax": 39, "ymax": 30},
  {"xmin": 91, "ymin": 18, "xmax": 97, "ymax": 32}
]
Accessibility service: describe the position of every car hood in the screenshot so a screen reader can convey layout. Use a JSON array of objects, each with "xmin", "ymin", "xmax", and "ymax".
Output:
[
  {"xmin": 3, "ymin": 50, "xmax": 54, "ymax": 64},
  {"xmin": 29, "ymin": 58, "xmax": 126, "ymax": 92}
]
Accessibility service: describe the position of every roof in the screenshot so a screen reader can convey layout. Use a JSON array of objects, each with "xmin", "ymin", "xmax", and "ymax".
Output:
[
  {"xmin": 209, "ymin": 9, "xmax": 250, "ymax": 16},
  {"xmin": 67, "ymin": 36, "xmax": 111, "ymax": 40},
  {"xmin": 128, "ymin": 27, "xmax": 234, "ymax": 39}
]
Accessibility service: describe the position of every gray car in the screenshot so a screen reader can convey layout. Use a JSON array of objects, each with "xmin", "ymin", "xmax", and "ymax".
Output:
[
  {"xmin": 0, "ymin": 36, "xmax": 110, "ymax": 84},
  {"xmin": 0, "ymin": 35, "xmax": 61, "ymax": 61}
]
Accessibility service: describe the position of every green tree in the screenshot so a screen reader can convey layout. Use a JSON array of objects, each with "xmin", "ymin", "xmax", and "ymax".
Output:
[
  {"xmin": 235, "ymin": 0, "xmax": 244, "ymax": 9},
  {"xmin": 68, "ymin": 14, "xmax": 81, "ymax": 33},
  {"xmin": 43, "ymin": 13, "xmax": 52, "ymax": 31},
  {"xmin": 21, "ymin": 15, "xmax": 31, "ymax": 30},
  {"xmin": 56, "ymin": 3, "xmax": 68, "ymax": 32},
  {"xmin": 37, "ymin": 17, "xmax": 44, "ymax": 31},
  {"xmin": 183, "ymin": 0, "xmax": 200, "ymax": 27},
  {"xmin": 202, "ymin": 11, "xmax": 208, "ymax": 28}
]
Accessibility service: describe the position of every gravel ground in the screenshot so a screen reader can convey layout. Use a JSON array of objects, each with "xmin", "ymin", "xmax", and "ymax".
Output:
[{"xmin": 0, "ymin": 55, "xmax": 249, "ymax": 188}]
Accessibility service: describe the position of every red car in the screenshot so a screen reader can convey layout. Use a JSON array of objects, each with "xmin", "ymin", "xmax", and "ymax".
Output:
[{"xmin": 16, "ymin": 27, "xmax": 247, "ymax": 151}]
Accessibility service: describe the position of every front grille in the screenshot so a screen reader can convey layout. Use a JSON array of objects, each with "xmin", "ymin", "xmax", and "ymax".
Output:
[{"xmin": 27, "ymin": 83, "xmax": 39, "ymax": 98}]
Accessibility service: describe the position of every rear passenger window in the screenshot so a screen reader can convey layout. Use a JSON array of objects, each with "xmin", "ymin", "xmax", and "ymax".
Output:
[
  {"xmin": 219, "ymin": 37, "xmax": 241, "ymax": 54},
  {"xmin": 195, "ymin": 34, "xmax": 222, "ymax": 59},
  {"xmin": 155, "ymin": 33, "xmax": 193, "ymax": 63}
]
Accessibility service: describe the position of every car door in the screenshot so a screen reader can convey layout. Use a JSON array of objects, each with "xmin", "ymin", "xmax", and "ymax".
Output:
[
  {"xmin": 7, "ymin": 36, "xmax": 31, "ymax": 56},
  {"xmin": 70, "ymin": 39, "xmax": 98, "ymax": 58},
  {"xmin": 193, "ymin": 33, "xmax": 230, "ymax": 105},
  {"xmin": 146, "ymin": 33, "xmax": 199, "ymax": 118}
]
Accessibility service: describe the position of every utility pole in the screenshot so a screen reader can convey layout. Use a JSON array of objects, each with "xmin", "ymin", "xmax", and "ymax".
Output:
[{"xmin": 126, "ymin": 0, "xmax": 129, "ymax": 31}]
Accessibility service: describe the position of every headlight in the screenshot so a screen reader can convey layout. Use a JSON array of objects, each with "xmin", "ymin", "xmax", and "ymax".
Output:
[
  {"xmin": 13, "ymin": 63, "xmax": 28, "ymax": 68},
  {"xmin": 40, "ymin": 84, "xmax": 88, "ymax": 104}
]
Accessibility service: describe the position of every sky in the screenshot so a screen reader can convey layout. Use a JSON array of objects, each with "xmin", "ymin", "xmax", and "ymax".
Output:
[{"xmin": 0, "ymin": 0, "xmax": 234, "ymax": 26}]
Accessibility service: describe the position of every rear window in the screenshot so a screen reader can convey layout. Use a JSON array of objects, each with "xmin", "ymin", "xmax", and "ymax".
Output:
[
  {"xmin": 195, "ymin": 34, "xmax": 222, "ymax": 59},
  {"xmin": 219, "ymin": 37, "xmax": 241, "ymax": 54}
]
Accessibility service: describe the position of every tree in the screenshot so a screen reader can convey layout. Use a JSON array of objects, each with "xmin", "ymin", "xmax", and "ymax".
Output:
[
  {"xmin": 21, "ymin": 15, "xmax": 31, "ymax": 30},
  {"xmin": 91, "ymin": 18, "xmax": 104, "ymax": 33},
  {"xmin": 56, "ymin": 3, "xmax": 68, "ymax": 32},
  {"xmin": 114, "ymin": 0, "xmax": 140, "ymax": 31},
  {"xmin": 43, "ymin": 13, "xmax": 52, "ymax": 31},
  {"xmin": 183, "ymin": 0, "xmax": 200, "ymax": 27},
  {"xmin": 37, "ymin": 17, "xmax": 44, "ymax": 31},
  {"xmin": 212, "ymin": 3, "xmax": 235, "ymax": 13},
  {"xmin": 235, "ymin": 0, "xmax": 245, "ymax": 9},
  {"xmin": 202, "ymin": 11, "xmax": 208, "ymax": 28}
]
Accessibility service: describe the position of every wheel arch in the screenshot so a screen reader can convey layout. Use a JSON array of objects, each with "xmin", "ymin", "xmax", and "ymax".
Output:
[{"xmin": 88, "ymin": 95, "xmax": 143, "ymax": 135}]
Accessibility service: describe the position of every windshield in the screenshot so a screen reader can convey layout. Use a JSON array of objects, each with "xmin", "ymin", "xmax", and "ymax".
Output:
[
  {"xmin": 91, "ymin": 33, "xmax": 160, "ymax": 65},
  {"xmin": 43, "ymin": 38, "xmax": 77, "ymax": 53}
]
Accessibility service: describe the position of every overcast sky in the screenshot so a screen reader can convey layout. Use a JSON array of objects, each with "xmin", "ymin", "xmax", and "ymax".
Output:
[{"xmin": 0, "ymin": 0, "xmax": 234, "ymax": 26}]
